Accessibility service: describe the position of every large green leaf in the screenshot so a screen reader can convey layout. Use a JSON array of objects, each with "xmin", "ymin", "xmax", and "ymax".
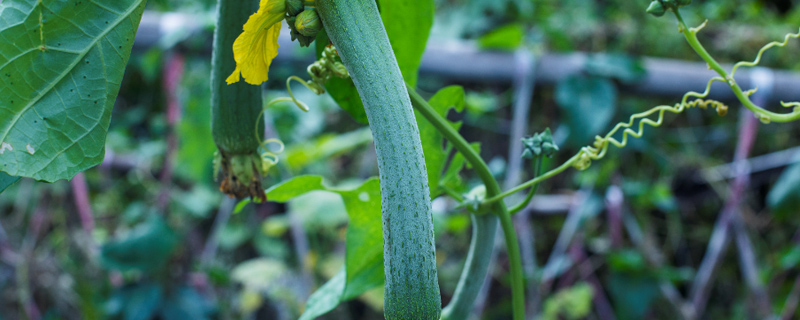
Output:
[
  {"xmin": 378, "ymin": 0, "xmax": 434, "ymax": 87},
  {"xmin": 414, "ymin": 86, "xmax": 466, "ymax": 197},
  {"xmin": 0, "ymin": 0, "xmax": 146, "ymax": 182},
  {"xmin": 266, "ymin": 175, "xmax": 384, "ymax": 319}
]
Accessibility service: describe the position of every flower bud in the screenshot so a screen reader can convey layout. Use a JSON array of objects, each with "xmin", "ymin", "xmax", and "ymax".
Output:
[
  {"xmin": 295, "ymin": 8, "xmax": 321, "ymax": 37},
  {"xmin": 646, "ymin": 0, "xmax": 666, "ymax": 17}
]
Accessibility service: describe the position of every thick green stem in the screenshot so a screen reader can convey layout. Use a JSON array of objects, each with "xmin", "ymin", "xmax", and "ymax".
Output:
[
  {"xmin": 407, "ymin": 85, "xmax": 525, "ymax": 320},
  {"xmin": 673, "ymin": 9, "xmax": 800, "ymax": 123},
  {"xmin": 317, "ymin": 1, "xmax": 440, "ymax": 319}
]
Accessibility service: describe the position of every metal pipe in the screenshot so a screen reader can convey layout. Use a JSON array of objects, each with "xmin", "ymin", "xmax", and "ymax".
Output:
[{"xmin": 133, "ymin": 12, "xmax": 800, "ymax": 104}]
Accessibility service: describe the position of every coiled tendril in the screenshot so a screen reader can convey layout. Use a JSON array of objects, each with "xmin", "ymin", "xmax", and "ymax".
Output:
[
  {"xmin": 253, "ymin": 45, "xmax": 350, "ymax": 173},
  {"xmin": 573, "ymin": 83, "xmax": 728, "ymax": 170}
]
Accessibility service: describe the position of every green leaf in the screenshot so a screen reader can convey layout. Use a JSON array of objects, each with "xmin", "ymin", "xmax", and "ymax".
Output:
[
  {"xmin": 266, "ymin": 175, "xmax": 326, "ymax": 202},
  {"xmin": 160, "ymin": 287, "xmax": 214, "ymax": 320},
  {"xmin": 284, "ymin": 127, "xmax": 373, "ymax": 171},
  {"xmin": 607, "ymin": 272, "xmax": 660, "ymax": 320},
  {"xmin": 478, "ymin": 23, "xmax": 524, "ymax": 51},
  {"xmin": 767, "ymin": 162, "xmax": 800, "ymax": 218},
  {"xmin": 0, "ymin": 0, "xmax": 147, "ymax": 182},
  {"xmin": 415, "ymin": 86, "xmax": 466, "ymax": 197},
  {"xmin": 299, "ymin": 269, "xmax": 346, "ymax": 320},
  {"xmin": 315, "ymin": 29, "xmax": 368, "ymax": 123},
  {"xmin": 124, "ymin": 283, "xmax": 163, "ymax": 320},
  {"xmin": 99, "ymin": 215, "xmax": 179, "ymax": 272},
  {"xmin": 231, "ymin": 258, "xmax": 288, "ymax": 292},
  {"xmin": 555, "ymin": 74, "xmax": 617, "ymax": 146},
  {"xmin": 441, "ymin": 142, "xmax": 480, "ymax": 194},
  {"xmin": 272, "ymin": 176, "xmax": 383, "ymax": 318},
  {"xmin": 543, "ymin": 282, "xmax": 593, "ymax": 320},
  {"xmin": 339, "ymin": 178, "xmax": 383, "ymax": 299},
  {"xmin": 0, "ymin": 171, "xmax": 20, "ymax": 193},
  {"xmin": 378, "ymin": 0, "xmax": 434, "ymax": 87},
  {"xmin": 779, "ymin": 246, "xmax": 800, "ymax": 270},
  {"xmin": 584, "ymin": 53, "xmax": 646, "ymax": 84}
]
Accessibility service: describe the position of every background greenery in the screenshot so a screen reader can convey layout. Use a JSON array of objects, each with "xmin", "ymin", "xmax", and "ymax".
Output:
[{"xmin": 1, "ymin": 0, "xmax": 800, "ymax": 319}]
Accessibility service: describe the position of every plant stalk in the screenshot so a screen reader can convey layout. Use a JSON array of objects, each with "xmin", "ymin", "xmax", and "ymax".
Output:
[{"xmin": 672, "ymin": 9, "xmax": 800, "ymax": 123}]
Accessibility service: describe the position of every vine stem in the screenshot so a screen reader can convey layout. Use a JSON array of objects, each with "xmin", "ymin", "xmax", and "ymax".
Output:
[
  {"xmin": 508, "ymin": 157, "xmax": 542, "ymax": 214},
  {"xmin": 406, "ymin": 84, "xmax": 525, "ymax": 320},
  {"xmin": 484, "ymin": 154, "xmax": 579, "ymax": 206},
  {"xmin": 672, "ymin": 9, "xmax": 800, "ymax": 123}
]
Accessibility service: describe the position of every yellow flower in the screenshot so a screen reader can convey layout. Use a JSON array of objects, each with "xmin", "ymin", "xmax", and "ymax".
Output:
[{"xmin": 226, "ymin": 0, "xmax": 286, "ymax": 85}]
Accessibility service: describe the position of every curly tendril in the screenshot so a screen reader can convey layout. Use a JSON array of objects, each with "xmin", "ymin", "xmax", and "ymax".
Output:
[
  {"xmin": 249, "ymin": 45, "xmax": 351, "ymax": 173},
  {"xmin": 573, "ymin": 95, "xmax": 727, "ymax": 170},
  {"xmin": 284, "ymin": 45, "xmax": 349, "ymax": 112},
  {"xmin": 731, "ymin": 28, "xmax": 800, "ymax": 77}
]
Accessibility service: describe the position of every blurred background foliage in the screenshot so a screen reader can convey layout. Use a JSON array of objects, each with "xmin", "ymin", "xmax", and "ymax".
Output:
[{"xmin": 1, "ymin": 0, "xmax": 800, "ymax": 319}]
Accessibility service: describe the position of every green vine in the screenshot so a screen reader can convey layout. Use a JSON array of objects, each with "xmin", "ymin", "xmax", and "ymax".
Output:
[{"xmin": 483, "ymin": 11, "xmax": 800, "ymax": 207}]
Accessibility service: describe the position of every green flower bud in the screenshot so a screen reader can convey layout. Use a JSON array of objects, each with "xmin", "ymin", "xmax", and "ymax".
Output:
[
  {"xmin": 646, "ymin": 0, "xmax": 666, "ymax": 17},
  {"xmin": 521, "ymin": 128, "xmax": 559, "ymax": 159},
  {"xmin": 286, "ymin": 0, "xmax": 304, "ymax": 16},
  {"xmin": 676, "ymin": 0, "xmax": 692, "ymax": 7},
  {"xmin": 295, "ymin": 8, "xmax": 321, "ymax": 37}
]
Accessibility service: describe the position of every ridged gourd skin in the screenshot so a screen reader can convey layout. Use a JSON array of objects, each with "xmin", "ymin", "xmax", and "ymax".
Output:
[
  {"xmin": 210, "ymin": 0, "xmax": 264, "ymax": 155},
  {"xmin": 316, "ymin": 0, "xmax": 442, "ymax": 319}
]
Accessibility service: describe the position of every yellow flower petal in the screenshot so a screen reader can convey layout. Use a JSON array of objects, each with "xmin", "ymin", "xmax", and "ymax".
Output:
[
  {"xmin": 227, "ymin": 0, "xmax": 285, "ymax": 85},
  {"xmin": 226, "ymin": 65, "xmax": 241, "ymax": 85}
]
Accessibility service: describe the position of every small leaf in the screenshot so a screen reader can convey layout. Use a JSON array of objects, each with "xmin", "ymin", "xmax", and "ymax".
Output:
[
  {"xmin": 555, "ymin": 75, "xmax": 617, "ymax": 146},
  {"xmin": 99, "ymin": 215, "xmax": 179, "ymax": 272},
  {"xmin": 584, "ymin": 53, "xmax": 646, "ymax": 84},
  {"xmin": 124, "ymin": 283, "xmax": 163, "ymax": 320},
  {"xmin": 607, "ymin": 272, "xmax": 660, "ymax": 320},
  {"xmin": 779, "ymin": 246, "xmax": 800, "ymax": 270},
  {"xmin": 160, "ymin": 287, "xmax": 214, "ymax": 320},
  {"xmin": 0, "ymin": 0, "xmax": 147, "ymax": 181},
  {"xmin": 478, "ymin": 24, "xmax": 524, "ymax": 51},
  {"xmin": 231, "ymin": 258, "xmax": 288, "ymax": 292},
  {"xmin": 767, "ymin": 162, "xmax": 800, "ymax": 218},
  {"xmin": 415, "ymin": 86, "xmax": 466, "ymax": 197}
]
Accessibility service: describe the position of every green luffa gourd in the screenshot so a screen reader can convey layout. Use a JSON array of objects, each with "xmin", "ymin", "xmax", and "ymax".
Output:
[
  {"xmin": 210, "ymin": 0, "xmax": 266, "ymax": 201},
  {"xmin": 316, "ymin": 0, "xmax": 441, "ymax": 319}
]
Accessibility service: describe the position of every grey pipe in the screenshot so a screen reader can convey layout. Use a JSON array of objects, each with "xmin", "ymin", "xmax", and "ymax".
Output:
[{"xmin": 133, "ymin": 12, "xmax": 800, "ymax": 105}]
